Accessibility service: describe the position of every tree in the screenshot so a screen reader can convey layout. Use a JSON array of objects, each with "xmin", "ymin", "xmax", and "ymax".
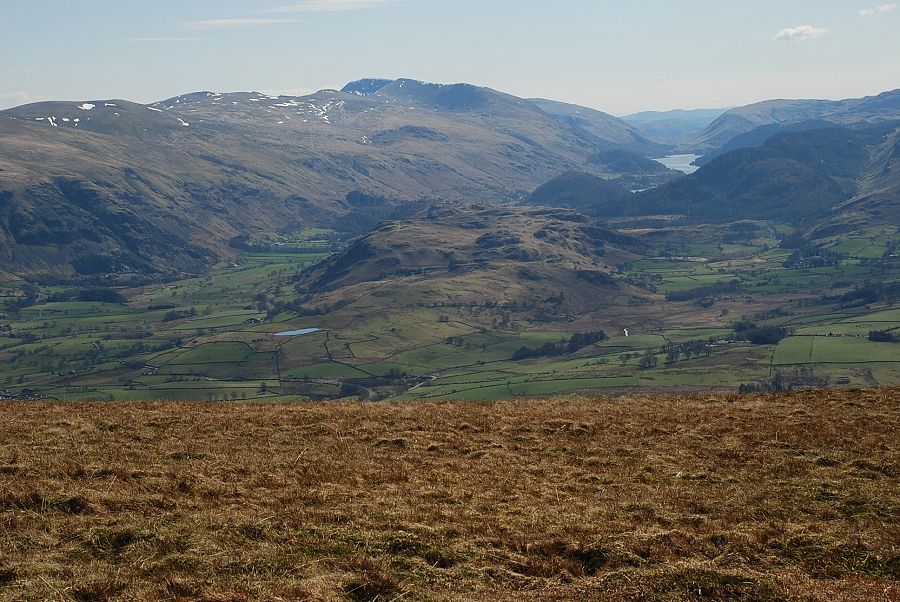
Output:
[
  {"xmin": 639, "ymin": 353, "xmax": 658, "ymax": 370},
  {"xmin": 869, "ymin": 330, "xmax": 899, "ymax": 343}
]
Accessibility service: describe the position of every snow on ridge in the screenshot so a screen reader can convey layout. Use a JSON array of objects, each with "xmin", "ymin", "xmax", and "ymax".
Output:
[
  {"xmin": 78, "ymin": 103, "xmax": 96, "ymax": 111},
  {"xmin": 147, "ymin": 107, "xmax": 163, "ymax": 112}
]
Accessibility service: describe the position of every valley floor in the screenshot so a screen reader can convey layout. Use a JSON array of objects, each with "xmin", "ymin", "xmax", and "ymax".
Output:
[{"xmin": 1, "ymin": 389, "xmax": 898, "ymax": 601}]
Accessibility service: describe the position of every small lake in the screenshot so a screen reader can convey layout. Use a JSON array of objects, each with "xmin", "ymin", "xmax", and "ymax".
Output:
[
  {"xmin": 274, "ymin": 328, "xmax": 322, "ymax": 337},
  {"xmin": 654, "ymin": 154, "xmax": 701, "ymax": 175}
]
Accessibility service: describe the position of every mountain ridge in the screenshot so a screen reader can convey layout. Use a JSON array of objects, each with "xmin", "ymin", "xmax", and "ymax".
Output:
[{"xmin": 687, "ymin": 88, "xmax": 900, "ymax": 152}]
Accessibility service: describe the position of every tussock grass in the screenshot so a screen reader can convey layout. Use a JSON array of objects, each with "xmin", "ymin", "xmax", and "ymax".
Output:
[{"xmin": 1, "ymin": 389, "xmax": 898, "ymax": 600}]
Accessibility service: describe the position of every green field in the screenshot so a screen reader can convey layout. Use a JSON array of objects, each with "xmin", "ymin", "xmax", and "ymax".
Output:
[
  {"xmin": 773, "ymin": 336, "xmax": 900, "ymax": 365},
  {"xmin": 2, "ymin": 220, "xmax": 899, "ymax": 401}
]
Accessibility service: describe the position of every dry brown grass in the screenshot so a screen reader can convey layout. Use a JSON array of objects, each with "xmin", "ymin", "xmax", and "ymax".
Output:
[{"xmin": 1, "ymin": 390, "xmax": 898, "ymax": 601}]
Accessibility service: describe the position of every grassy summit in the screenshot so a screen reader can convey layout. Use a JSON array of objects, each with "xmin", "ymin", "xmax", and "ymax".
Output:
[{"xmin": 1, "ymin": 389, "xmax": 897, "ymax": 600}]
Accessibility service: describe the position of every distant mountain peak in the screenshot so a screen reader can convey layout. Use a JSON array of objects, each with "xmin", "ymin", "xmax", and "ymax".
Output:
[{"xmin": 341, "ymin": 78, "xmax": 395, "ymax": 96}]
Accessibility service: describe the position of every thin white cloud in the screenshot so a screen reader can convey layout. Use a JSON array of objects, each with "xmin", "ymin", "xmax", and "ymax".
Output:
[
  {"xmin": 773, "ymin": 25, "xmax": 828, "ymax": 41},
  {"xmin": 181, "ymin": 18, "xmax": 299, "ymax": 30},
  {"xmin": 267, "ymin": 0, "xmax": 396, "ymax": 12},
  {"xmin": 859, "ymin": 3, "xmax": 897, "ymax": 16},
  {"xmin": 125, "ymin": 37, "xmax": 205, "ymax": 42}
]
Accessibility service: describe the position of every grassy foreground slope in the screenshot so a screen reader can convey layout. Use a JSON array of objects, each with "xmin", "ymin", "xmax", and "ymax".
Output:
[{"xmin": 1, "ymin": 390, "xmax": 898, "ymax": 601}]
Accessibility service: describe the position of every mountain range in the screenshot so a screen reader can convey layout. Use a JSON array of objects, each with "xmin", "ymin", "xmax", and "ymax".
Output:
[
  {"xmin": 2, "ymin": 79, "xmax": 900, "ymax": 283},
  {"xmin": 0, "ymin": 79, "xmax": 665, "ymax": 281}
]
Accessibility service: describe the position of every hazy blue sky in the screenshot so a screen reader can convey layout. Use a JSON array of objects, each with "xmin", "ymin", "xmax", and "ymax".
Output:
[{"xmin": 1, "ymin": 0, "xmax": 898, "ymax": 115}]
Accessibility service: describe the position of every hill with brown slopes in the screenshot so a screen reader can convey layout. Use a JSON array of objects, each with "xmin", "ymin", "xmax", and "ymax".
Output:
[
  {"xmin": 1, "ymin": 389, "xmax": 897, "ymax": 600},
  {"xmin": 294, "ymin": 203, "xmax": 648, "ymax": 319},
  {"xmin": 0, "ymin": 82, "xmax": 664, "ymax": 281}
]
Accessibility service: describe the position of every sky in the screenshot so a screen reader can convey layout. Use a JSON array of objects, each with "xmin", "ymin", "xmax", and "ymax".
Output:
[{"xmin": 1, "ymin": 0, "xmax": 899, "ymax": 115}]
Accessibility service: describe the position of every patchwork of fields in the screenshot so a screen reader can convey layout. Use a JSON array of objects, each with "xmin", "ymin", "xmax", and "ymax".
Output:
[{"xmin": 1, "ymin": 221, "xmax": 899, "ymax": 401}]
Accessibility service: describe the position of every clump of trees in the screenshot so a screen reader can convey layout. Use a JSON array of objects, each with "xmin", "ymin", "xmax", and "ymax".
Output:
[
  {"xmin": 162, "ymin": 308, "xmax": 198, "ymax": 322},
  {"xmin": 733, "ymin": 321, "xmax": 789, "ymax": 345},
  {"xmin": 47, "ymin": 287, "xmax": 127, "ymax": 304},
  {"xmin": 781, "ymin": 234, "xmax": 841, "ymax": 269},
  {"xmin": 869, "ymin": 330, "xmax": 899, "ymax": 343},
  {"xmin": 665, "ymin": 280, "xmax": 741, "ymax": 304},
  {"xmin": 663, "ymin": 341, "xmax": 711, "ymax": 363},
  {"xmin": 512, "ymin": 330, "xmax": 607, "ymax": 361},
  {"xmin": 739, "ymin": 366, "xmax": 828, "ymax": 393},
  {"xmin": 836, "ymin": 281, "xmax": 900, "ymax": 308},
  {"xmin": 638, "ymin": 352, "xmax": 658, "ymax": 370},
  {"xmin": 5, "ymin": 283, "xmax": 38, "ymax": 311}
]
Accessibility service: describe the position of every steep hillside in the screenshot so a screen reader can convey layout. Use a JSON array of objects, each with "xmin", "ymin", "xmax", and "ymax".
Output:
[
  {"xmin": 688, "ymin": 88, "xmax": 900, "ymax": 152},
  {"xmin": 811, "ymin": 124, "xmax": 900, "ymax": 238},
  {"xmin": 0, "ymin": 102, "xmax": 345, "ymax": 281},
  {"xmin": 529, "ymin": 98, "xmax": 667, "ymax": 156}
]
